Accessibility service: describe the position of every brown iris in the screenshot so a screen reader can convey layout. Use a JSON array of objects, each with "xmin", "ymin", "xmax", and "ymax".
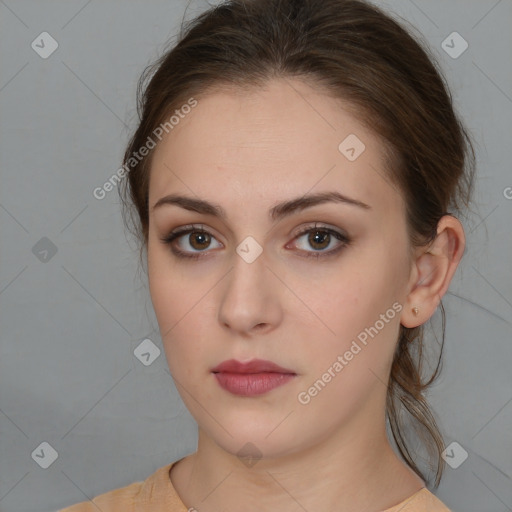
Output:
[
  {"xmin": 308, "ymin": 230, "xmax": 330, "ymax": 251},
  {"xmin": 189, "ymin": 231, "xmax": 211, "ymax": 250}
]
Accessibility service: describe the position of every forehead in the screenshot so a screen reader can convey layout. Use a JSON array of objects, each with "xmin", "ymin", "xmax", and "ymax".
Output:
[{"xmin": 148, "ymin": 78, "xmax": 402, "ymax": 217}]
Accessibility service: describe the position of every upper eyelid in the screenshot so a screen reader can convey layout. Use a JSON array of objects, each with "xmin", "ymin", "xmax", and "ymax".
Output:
[{"xmin": 167, "ymin": 222, "xmax": 344, "ymax": 238}]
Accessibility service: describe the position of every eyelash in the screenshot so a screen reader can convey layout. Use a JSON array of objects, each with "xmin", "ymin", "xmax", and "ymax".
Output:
[{"xmin": 159, "ymin": 223, "xmax": 351, "ymax": 260}]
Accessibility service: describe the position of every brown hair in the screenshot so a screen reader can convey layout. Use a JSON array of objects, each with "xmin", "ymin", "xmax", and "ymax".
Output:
[{"xmin": 119, "ymin": 0, "xmax": 475, "ymax": 488}]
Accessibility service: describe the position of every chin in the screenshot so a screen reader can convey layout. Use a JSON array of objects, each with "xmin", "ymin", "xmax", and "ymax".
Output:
[
  {"xmin": 215, "ymin": 433, "xmax": 305, "ymax": 466},
  {"xmin": 198, "ymin": 412, "xmax": 311, "ymax": 462}
]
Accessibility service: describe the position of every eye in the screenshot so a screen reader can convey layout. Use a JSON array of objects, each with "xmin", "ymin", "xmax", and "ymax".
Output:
[
  {"xmin": 160, "ymin": 223, "xmax": 350, "ymax": 260},
  {"xmin": 288, "ymin": 223, "xmax": 350, "ymax": 258},
  {"xmin": 160, "ymin": 224, "xmax": 222, "ymax": 259}
]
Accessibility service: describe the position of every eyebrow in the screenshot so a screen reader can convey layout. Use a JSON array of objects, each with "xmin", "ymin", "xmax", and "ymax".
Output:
[{"xmin": 151, "ymin": 190, "xmax": 371, "ymax": 222}]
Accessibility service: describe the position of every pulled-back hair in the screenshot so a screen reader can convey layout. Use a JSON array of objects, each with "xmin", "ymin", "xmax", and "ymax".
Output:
[{"xmin": 119, "ymin": 0, "xmax": 475, "ymax": 488}]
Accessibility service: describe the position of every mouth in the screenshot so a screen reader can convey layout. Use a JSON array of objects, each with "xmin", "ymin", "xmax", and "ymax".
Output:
[{"xmin": 211, "ymin": 359, "xmax": 297, "ymax": 396}]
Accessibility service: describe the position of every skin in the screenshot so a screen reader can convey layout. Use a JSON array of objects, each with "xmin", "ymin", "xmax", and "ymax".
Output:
[{"xmin": 146, "ymin": 77, "xmax": 465, "ymax": 512}]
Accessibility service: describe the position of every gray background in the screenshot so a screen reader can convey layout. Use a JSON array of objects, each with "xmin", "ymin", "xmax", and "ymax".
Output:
[{"xmin": 0, "ymin": 1, "xmax": 511, "ymax": 511}]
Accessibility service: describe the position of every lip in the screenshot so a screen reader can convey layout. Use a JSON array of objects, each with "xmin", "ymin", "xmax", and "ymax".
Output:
[
  {"xmin": 211, "ymin": 358, "xmax": 296, "ymax": 374},
  {"xmin": 211, "ymin": 359, "xmax": 297, "ymax": 396}
]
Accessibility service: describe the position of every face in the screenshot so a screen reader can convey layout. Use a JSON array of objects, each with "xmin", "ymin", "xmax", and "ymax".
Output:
[{"xmin": 147, "ymin": 78, "xmax": 414, "ymax": 460}]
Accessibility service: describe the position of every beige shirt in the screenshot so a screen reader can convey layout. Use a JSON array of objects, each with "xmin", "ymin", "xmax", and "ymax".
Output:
[{"xmin": 59, "ymin": 459, "xmax": 451, "ymax": 512}]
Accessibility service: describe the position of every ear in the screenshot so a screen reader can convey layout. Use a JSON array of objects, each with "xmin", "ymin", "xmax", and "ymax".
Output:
[{"xmin": 401, "ymin": 215, "xmax": 466, "ymax": 328}]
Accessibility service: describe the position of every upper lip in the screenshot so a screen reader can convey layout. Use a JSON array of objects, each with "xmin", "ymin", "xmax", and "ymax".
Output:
[{"xmin": 211, "ymin": 359, "xmax": 296, "ymax": 374}]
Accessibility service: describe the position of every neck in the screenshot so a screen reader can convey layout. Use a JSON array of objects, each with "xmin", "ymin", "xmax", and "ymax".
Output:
[{"xmin": 171, "ymin": 416, "xmax": 425, "ymax": 512}]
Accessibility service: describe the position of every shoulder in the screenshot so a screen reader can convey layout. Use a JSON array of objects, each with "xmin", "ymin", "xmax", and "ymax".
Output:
[
  {"xmin": 383, "ymin": 487, "xmax": 452, "ymax": 512},
  {"xmin": 58, "ymin": 479, "xmax": 144, "ymax": 512},
  {"xmin": 58, "ymin": 460, "xmax": 187, "ymax": 512}
]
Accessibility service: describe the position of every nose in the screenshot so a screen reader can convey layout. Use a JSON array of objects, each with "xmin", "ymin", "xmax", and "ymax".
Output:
[{"xmin": 217, "ymin": 249, "xmax": 283, "ymax": 336}]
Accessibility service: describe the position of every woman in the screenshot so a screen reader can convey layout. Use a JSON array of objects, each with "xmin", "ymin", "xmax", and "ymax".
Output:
[{"xmin": 60, "ymin": 0, "xmax": 475, "ymax": 510}]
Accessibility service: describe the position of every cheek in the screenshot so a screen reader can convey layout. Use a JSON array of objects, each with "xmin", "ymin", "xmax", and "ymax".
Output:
[
  {"xmin": 307, "ymin": 258, "xmax": 388, "ymax": 336},
  {"xmin": 147, "ymin": 239, "xmax": 215, "ymax": 374},
  {"xmin": 303, "ymin": 242, "xmax": 405, "ymax": 373},
  {"xmin": 299, "ymin": 272, "xmax": 401, "ymax": 422},
  {"xmin": 148, "ymin": 235, "xmax": 197, "ymax": 324},
  {"xmin": 148, "ymin": 239, "xmax": 191, "ymax": 351},
  {"xmin": 148, "ymin": 244, "xmax": 174, "ymax": 327}
]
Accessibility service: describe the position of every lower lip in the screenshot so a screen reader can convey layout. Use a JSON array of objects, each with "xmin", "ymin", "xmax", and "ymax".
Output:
[{"xmin": 213, "ymin": 372, "xmax": 296, "ymax": 396}]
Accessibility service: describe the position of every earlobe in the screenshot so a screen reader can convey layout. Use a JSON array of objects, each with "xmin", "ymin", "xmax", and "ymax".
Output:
[{"xmin": 401, "ymin": 215, "xmax": 465, "ymax": 328}]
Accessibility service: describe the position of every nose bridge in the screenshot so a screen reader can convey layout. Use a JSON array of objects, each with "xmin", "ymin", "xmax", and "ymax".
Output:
[
  {"xmin": 226, "ymin": 245, "xmax": 268, "ymax": 307},
  {"xmin": 218, "ymin": 244, "xmax": 280, "ymax": 333}
]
